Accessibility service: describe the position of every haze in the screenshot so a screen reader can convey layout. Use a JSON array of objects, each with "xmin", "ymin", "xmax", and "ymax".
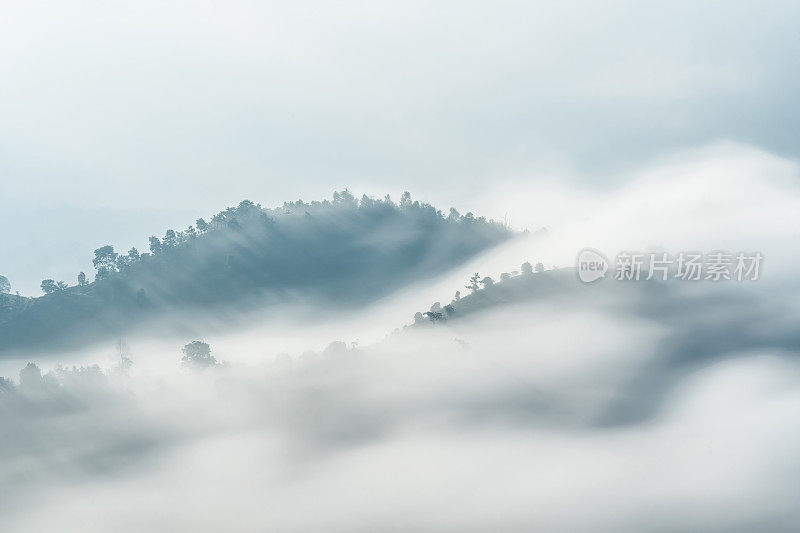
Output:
[{"xmin": 1, "ymin": 2, "xmax": 799, "ymax": 531}]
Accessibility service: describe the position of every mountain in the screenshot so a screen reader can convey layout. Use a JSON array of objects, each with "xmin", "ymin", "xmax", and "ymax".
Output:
[{"xmin": 0, "ymin": 191, "xmax": 512, "ymax": 354}]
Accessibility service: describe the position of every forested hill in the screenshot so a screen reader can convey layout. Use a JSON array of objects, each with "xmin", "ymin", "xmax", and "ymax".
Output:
[
  {"xmin": 409, "ymin": 264, "xmax": 577, "ymax": 328},
  {"xmin": 0, "ymin": 191, "xmax": 512, "ymax": 354}
]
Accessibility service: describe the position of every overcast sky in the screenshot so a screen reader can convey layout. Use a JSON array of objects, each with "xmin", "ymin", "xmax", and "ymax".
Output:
[{"xmin": 1, "ymin": 0, "xmax": 798, "ymax": 294}]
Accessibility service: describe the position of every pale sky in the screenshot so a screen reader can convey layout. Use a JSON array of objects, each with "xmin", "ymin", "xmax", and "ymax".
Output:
[{"xmin": 1, "ymin": 0, "xmax": 798, "ymax": 294}]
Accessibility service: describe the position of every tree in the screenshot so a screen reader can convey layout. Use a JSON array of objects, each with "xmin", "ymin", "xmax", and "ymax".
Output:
[
  {"xmin": 116, "ymin": 247, "xmax": 139, "ymax": 272},
  {"xmin": 521, "ymin": 261, "xmax": 533, "ymax": 275},
  {"xmin": 237, "ymin": 199, "xmax": 257, "ymax": 214},
  {"xmin": 41, "ymin": 279, "xmax": 58, "ymax": 294},
  {"xmin": 93, "ymin": 245, "xmax": 118, "ymax": 279},
  {"xmin": 500, "ymin": 272, "xmax": 511, "ymax": 281},
  {"xmin": 424, "ymin": 311, "xmax": 444, "ymax": 322},
  {"xmin": 196, "ymin": 218, "xmax": 209, "ymax": 233},
  {"xmin": 77, "ymin": 272, "xmax": 87, "ymax": 286},
  {"xmin": 181, "ymin": 341, "xmax": 217, "ymax": 369},
  {"xmin": 466, "ymin": 272, "xmax": 481, "ymax": 293},
  {"xmin": 56, "ymin": 281, "xmax": 69, "ymax": 291},
  {"xmin": 149, "ymin": 236, "xmax": 162, "ymax": 255},
  {"xmin": 210, "ymin": 211, "xmax": 228, "ymax": 227},
  {"xmin": 359, "ymin": 194, "xmax": 375, "ymax": 209},
  {"xmin": 0, "ymin": 275, "xmax": 10, "ymax": 294},
  {"xmin": 535, "ymin": 262, "xmax": 545, "ymax": 273},
  {"xmin": 481, "ymin": 276, "xmax": 495, "ymax": 288},
  {"xmin": 163, "ymin": 229, "xmax": 177, "ymax": 248},
  {"xmin": 454, "ymin": 290, "xmax": 461, "ymax": 301}
]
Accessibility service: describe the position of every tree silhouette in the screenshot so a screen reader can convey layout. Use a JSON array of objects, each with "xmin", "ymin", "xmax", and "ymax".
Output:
[
  {"xmin": 77, "ymin": 272, "xmax": 87, "ymax": 286},
  {"xmin": 0, "ymin": 275, "xmax": 10, "ymax": 294},
  {"xmin": 163, "ymin": 230, "xmax": 178, "ymax": 249},
  {"xmin": 181, "ymin": 341, "xmax": 217, "ymax": 369},
  {"xmin": 466, "ymin": 272, "xmax": 481, "ymax": 293},
  {"xmin": 148, "ymin": 236, "xmax": 162, "ymax": 255},
  {"xmin": 424, "ymin": 311, "xmax": 444, "ymax": 322},
  {"xmin": 93, "ymin": 245, "xmax": 119, "ymax": 279},
  {"xmin": 41, "ymin": 279, "xmax": 58, "ymax": 294}
]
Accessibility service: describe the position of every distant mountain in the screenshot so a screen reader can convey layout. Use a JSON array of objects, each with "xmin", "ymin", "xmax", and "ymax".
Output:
[{"xmin": 0, "ymin": 191, "xmax": 512, "ymax": 354}]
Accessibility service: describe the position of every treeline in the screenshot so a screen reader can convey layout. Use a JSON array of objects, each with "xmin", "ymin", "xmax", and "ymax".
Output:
[
  {"xmin": 36, "ymin": 199, "xmax": 275, "ymax": 294},
  {"xmin": 410, "ymin": 261, "xmax": 575, "ymax": 326},
  {"xmin": 0, "ymin": 191, "xmax": 512, "ymax": 353},
  {"xmin": 32, "ymin": 192, "xmax": 505, "ymax": 294}
]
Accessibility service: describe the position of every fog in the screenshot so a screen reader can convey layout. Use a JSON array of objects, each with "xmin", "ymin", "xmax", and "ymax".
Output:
[
  {"xmin": 2, "ymin": 0, "xmax": 799, "ymax": 296},
  {"xmin": 2, "ymin": 144, "xmax": 799, "ymax": 531},
  {"xmin": 2, "ymin": 0, "xmax": 798, "ymax": 527},
  {"xmin": 3, "ymin": 294, "xmax": 799, "ymax": 531}
]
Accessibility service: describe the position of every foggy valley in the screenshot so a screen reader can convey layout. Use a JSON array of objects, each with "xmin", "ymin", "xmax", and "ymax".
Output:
[{"xmin": 2, "ymin": 1, "xmax": 799, "ymax": 531}]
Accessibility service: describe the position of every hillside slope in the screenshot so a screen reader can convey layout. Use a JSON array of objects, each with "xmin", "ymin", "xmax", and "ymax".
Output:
[{"xmin": 0, "ymin": 192, "xmax": 512, "ymax": 354}]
